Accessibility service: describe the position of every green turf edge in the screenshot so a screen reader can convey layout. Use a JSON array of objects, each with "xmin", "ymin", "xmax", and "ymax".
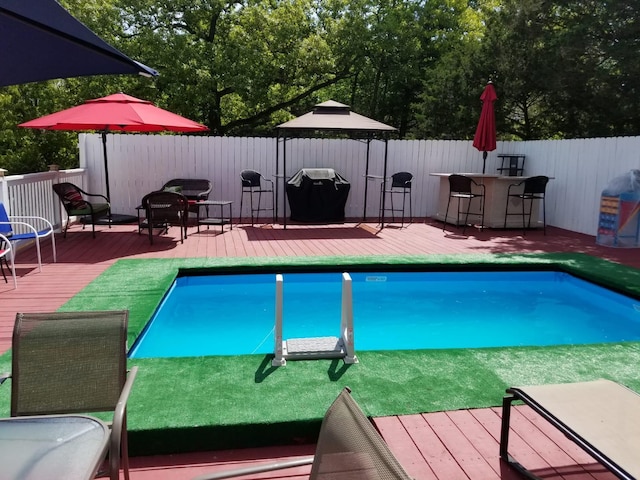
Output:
[{"xmin": 1, "ymin": 252, "xmax": 639, "ymax": 455}]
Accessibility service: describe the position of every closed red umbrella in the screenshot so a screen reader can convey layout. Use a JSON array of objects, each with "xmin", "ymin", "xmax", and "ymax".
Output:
[
  {"xmin": 19, "ymin": 93, "xmax": 209, "ymax": 206},
  {"xmin": 472, "ymin": 82, "xmax": 498, "ymax": 174}
]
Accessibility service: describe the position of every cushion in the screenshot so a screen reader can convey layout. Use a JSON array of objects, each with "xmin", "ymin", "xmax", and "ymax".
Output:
[
  {"xmin": 164, "ymin": 186, "xmax": 182, "ymax": 193},
  {"xmin": 64, "ymin": 190, "xmax": 88, "ymax": 210}
]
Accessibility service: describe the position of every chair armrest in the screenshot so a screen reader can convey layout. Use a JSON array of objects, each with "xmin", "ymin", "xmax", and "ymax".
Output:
[
  {"xmin": 0, "ymin": 220, "xmax": 39, "ymax": 236},
  {"xmin": 74, "ymin": 185, "xmax": 110, "ymax": 203},
  {"xmin": 9, "ymin": 215, "xmax": 54, "ymax": 233},
  {"xmin": 109, "ymin": 366, "xmax": 138, "ymax": 478},
  {"xmin": 84, "ymin": 192, "xmax": 110, "ymax": 203},
  {"xmin": 113, "ymin": 366, "xmax": 138, "ymax": 434}
]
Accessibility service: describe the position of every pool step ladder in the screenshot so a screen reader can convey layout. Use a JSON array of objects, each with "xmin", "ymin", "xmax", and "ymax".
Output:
[{"xmin": 272, "ymin": 272, "xmax": 358, "ymax": 367}]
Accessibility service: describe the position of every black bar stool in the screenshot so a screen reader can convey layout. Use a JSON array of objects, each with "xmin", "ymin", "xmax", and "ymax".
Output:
[
  {"xmin": 443, "ymin": 174, "xmax": 485, "ymax": 234},
  {"xmin": 379, "ymin": 172, "xmax": 413, "ymax": 226},
  {"xmin": 240, "ymin": 169, "xmax": 275, "ymax": 225},
  {"xmin": 504, "ymin": 175, "xmax": 549, "ymax": 235}
]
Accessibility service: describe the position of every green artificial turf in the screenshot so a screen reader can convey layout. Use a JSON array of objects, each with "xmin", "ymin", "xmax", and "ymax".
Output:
[{"xmin": 1, "ymin": 253, "xmax": 640, "ymax": 455}]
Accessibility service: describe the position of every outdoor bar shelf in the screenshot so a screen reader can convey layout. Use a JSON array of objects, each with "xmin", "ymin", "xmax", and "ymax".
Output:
[{"xmin": 430, "ymin": 173, "xmax": 550, "ymax": 229}]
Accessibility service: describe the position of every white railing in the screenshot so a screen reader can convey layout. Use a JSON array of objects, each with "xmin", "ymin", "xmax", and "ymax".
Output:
[
  {"xmin": 3, "ymin": 135, "xmax": 640, "ymax": 236},
  {"xmin": 0, "ymin": 169, "xmax": 87, "ymax": 232}
]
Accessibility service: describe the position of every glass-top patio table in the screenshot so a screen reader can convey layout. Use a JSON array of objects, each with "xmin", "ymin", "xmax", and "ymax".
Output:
[{"xmin": 0, "ymin": 414, "xmax": 110, "ymax": 480}]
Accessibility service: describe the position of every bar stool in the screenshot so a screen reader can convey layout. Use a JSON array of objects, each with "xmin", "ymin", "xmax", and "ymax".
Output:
[
  {"xmin": 379, "ymin": 172, "xmax": 413, "ymax": 226},
  {"xmin": 504, "ymin": 175, "xmax": 549, "ymax": 235},
  {"xmin": 443, "ymin": 174, "xmax": 485, "ymax": 234},
  {"xmin": 240, "ymin": 169, "xmax": 275, "ymax": 225}
]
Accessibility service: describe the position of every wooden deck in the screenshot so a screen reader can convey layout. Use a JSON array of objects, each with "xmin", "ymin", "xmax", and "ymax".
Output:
[{"xmin": 0, "ymin": 218, "xmax": 635, "ymax": 480}]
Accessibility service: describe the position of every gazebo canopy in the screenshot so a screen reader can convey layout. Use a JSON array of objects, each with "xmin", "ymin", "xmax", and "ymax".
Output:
[
  {"xmin": 276, "ymin": 101, "xmax": 397, "ymax": 228},
  {"xmin": 277, "ymin": 101, "xmax": 396, "ymax": 137}
]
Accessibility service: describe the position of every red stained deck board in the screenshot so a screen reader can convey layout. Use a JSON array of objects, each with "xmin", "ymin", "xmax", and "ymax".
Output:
[
  {"xmin": 374, "ymin": 415, "xmax": 438, "ymax": 480},
  {"xmin": 398, "ymin": 413, "xmax": 470, "ymax": 479}
]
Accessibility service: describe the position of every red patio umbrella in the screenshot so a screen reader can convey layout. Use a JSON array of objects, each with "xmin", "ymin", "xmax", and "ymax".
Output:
[
  {"xmin": 19, "ymin": 93, "xmax": 209, "ymax": 206},
  {"xmin": 472, "ymin": 82, "xmax": 497, "ymax": 174}
]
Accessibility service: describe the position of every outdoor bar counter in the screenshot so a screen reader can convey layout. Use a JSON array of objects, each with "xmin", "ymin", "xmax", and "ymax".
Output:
[{"xmin": 430, "ymin": 173, "xmax": 545, "ymax": 229}]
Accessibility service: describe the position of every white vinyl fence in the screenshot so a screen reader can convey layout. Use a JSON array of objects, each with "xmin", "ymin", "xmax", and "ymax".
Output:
[
  {"xmin": 2, "ymin": 135, "xmax": 639, "ymax": 236},
  {"xmin": 77, "ymin": 134, "xmax": 640, "ymax": 235}
]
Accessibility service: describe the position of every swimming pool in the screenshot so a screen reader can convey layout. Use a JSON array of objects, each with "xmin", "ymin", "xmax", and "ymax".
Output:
[{"xmin": 128, "ymin": 270, "xmax": 640, "ymax": 358}]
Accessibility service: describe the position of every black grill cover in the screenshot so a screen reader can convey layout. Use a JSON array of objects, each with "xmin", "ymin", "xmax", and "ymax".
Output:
[{"xmin": 286, "ymin": 168, "xmax": 350, "ymax": 222}]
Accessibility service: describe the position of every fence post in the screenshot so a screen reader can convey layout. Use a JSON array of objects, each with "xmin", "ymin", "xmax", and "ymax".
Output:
[
  {"xmin": 0, "ymin": 169, "xmax": 9, "ymax": 212},
  {"xmin": 48, "ymin": 164, "xmax": 63, "ymax": 230}
]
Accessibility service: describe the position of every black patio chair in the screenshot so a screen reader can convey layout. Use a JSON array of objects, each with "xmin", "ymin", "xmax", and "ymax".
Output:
[
  {"xmin": 52, "ymin": 182, "xmax": 111, "ymax": 238},
  {"xmin": 141, "ymin": 190, "xmax": 190, "ymax": 244}
]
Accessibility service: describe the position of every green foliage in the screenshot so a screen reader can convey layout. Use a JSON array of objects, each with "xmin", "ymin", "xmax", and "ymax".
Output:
[{"xmin": 1, "ymin": 0, "xmax": 639, "ymax": 173}]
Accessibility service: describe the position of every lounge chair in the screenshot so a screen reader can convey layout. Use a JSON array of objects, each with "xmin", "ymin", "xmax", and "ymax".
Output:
[
  {"xmin": 0, "ymin": 202, "xmax": 56, "ymax": 272},
  {"xmin": 52, "ymin": 182, "xmax": 111, "ymax": 238},
  {"xmin": 500, "ymin": 379, "xmax": 640, "ymax": 480},
  {"xmin": 141, "ymin": 190, "xmax": 189, "ymax": 244},
  {"xmin": 0, "ymin": 311, "xmax": 138, "ymax": 480},
  {"xmin": 192, "ymin": 387, "xmax": 412, "ymax": 480}
]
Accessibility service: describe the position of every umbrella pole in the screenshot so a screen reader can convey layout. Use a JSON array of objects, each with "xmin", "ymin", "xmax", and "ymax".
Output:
[
  {"xmin": 283, "ymin": 136, "xmax": 287, "ymax": 230},
  {"xmin": 482, "ymin": 150, "xmax": 488, "ymax": 174},
  {"xmin": 101, "ymin": 131, "xmax": 110, "ymax": 201},
  {"xmin": 275, "ymin": 133, "xmax": 280, "ymax": 224},
  {"xmin": 363, "ymin": 138, "xmax": 371, "ymax": 222},
  {"xmin": 381, "ymin": 137, "xmax": 389, "ymax": 229}
]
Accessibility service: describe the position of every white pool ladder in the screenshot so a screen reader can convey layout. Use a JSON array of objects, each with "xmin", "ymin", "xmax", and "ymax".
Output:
[{"xmin": 272, "ymin": 272, "xmax": 358, "ymax": 366}]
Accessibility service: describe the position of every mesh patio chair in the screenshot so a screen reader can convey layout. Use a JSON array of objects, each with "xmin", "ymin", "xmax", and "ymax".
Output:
[
  {"xmin": 500, "ymin": 379, "xmax": 640, "ymax": 480},
  {"xmin": 0, "ymin": 202, "xmax": 56, "ymax": 271},
  {"xmin": 192, "ymin": 387, "xmax": 412, "ymax": 480},
  {"xmin": 0, "ymin": 311, "xmax": 138, "ymax": 480},
  {"xmin": 52, "ymin": 182, "xmax": 111, "ymax": 238},
  {"xmin": 141, "ymin": 190, "xmax": 190, "ymax": 244}
]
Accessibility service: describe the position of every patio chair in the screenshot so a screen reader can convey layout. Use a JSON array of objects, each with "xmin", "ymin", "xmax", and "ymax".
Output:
[
  {"xmin": 52, "ymin": 182, "xmax": 111, "ymax": 238},
  {"xmin": 240, "ymin": 169, "xmax": 275, "ymax": 225},
  {"xmin": 443, "ymin": 174, "xmax": 485, "ymax": 234},
  {"xmin": 192, "ymin": 387, "xmax": 412, "ymax": 480},
  {"xmin": 504, "ymin": 175, "xmax": 549, "ymax": 235},
  {"xmin": 379, "ymin": 171, "xmax": 413, "ymax": 227},
  {"xmin": 500, "ymin": 379, "xmax": 640, "ymax": 480},
  {"xmin": 141, "ymin": 190, "xmax": 189, "ymax": 244},
  {"xmin": 0, "ymin": 311, "xmax": 138, "ymax": 480},
  {"xmin": 0, "ymin": 202, "xmax": 56, "ymax": 272},
  {"xmin": 0, "ymin": 233, "xmax": 17, "ymax": 288},
  {"xmin": 162, "ymin": 178, "xmax": 212, "ymax": 214}
]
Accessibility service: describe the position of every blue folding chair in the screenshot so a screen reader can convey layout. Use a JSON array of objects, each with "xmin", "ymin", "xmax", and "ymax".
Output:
[{"xmin": 0, "ymin": 203, "xmax": 56, "ymax": 272}]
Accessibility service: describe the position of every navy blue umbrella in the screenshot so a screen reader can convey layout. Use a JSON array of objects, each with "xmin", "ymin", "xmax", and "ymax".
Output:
[{"xmin": 0, "ymin": 0, "xmax": 158, "ymax": 87}]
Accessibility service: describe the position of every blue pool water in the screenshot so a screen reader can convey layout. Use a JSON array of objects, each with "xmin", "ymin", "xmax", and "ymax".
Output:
[{"xmin": 129, "ymin": 270, "xmax": 640, "ymax": 358}]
